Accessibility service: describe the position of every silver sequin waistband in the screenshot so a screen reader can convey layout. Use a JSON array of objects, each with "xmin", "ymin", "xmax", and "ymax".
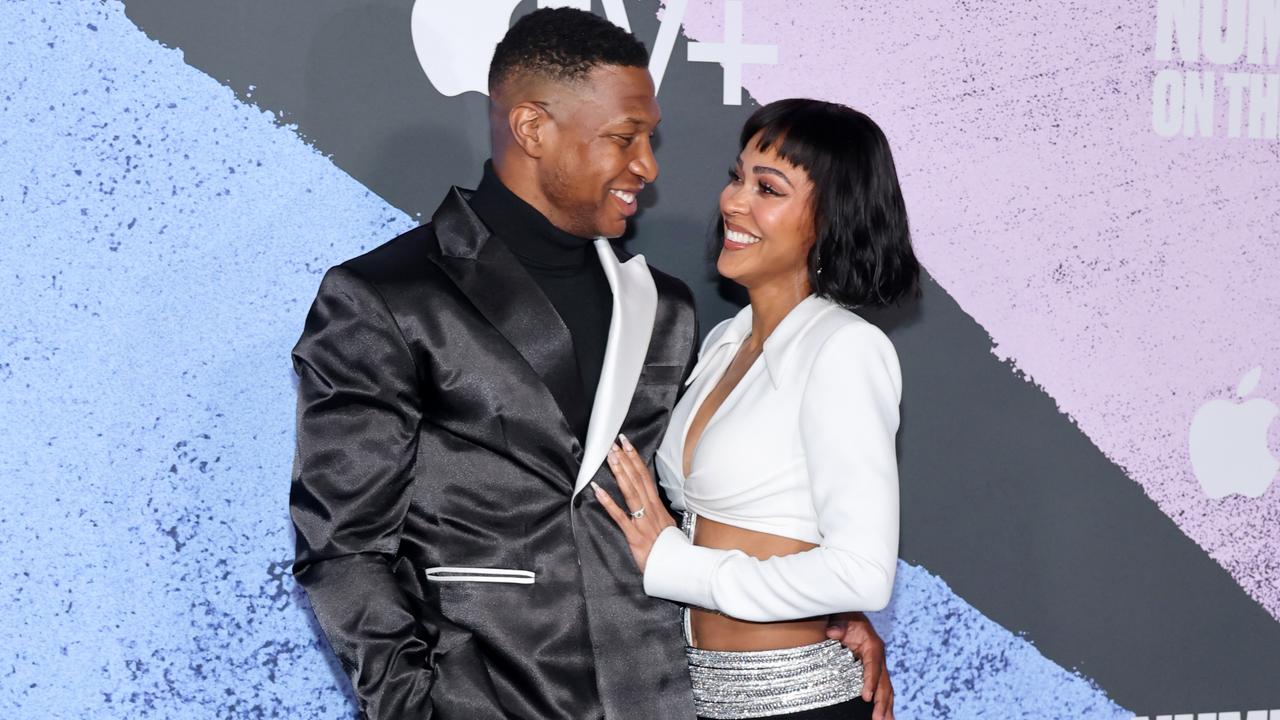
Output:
[{"xmin": 686, "ymin": 639, "xmax": 864, "ymax": 719}]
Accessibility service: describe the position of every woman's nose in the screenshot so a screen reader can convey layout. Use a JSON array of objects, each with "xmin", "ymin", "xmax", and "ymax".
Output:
[{"xmin": 720, "ymin": 183, "xmax": 749, "ymax": 216}]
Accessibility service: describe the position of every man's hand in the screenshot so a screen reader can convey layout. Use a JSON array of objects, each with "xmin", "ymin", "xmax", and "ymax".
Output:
[{"xmin": 827, "ymin": 612, "xmax": 894, "ymax": 720}]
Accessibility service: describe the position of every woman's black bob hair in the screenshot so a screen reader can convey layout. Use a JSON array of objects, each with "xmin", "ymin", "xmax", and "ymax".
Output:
[{"xmin": 727, "ymin": 98, "xmax": 920, "ymax": 308}]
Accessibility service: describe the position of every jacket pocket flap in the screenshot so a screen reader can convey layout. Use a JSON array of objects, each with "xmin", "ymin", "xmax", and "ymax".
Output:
[{"xmin": 424, "ymin": 566, "xmax": 536, "ymax": 584}]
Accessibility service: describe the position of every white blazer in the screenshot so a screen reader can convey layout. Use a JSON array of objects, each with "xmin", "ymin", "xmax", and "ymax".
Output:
[{"xmin": 645, "ymin": 294, "xmax": 902, "ymax": 621}]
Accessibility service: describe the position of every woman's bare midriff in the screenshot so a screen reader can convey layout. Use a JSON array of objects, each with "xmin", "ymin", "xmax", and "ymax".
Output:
[{"xmin": 688, "ymin": 515, "xmax": 830, "ymax": 651}]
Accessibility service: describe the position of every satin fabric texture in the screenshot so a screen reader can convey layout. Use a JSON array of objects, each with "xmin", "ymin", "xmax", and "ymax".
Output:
[{"xmin": 290, "ymin": 188, "xmax": 700, "ymax": 720}]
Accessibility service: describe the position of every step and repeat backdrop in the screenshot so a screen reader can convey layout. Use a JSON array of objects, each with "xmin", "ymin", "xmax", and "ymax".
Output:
[{"xmin": 2, "ymin": 1, "xmax": 1278, "ymax": 717}]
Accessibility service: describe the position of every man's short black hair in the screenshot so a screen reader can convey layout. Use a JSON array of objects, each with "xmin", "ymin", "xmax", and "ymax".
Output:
[{"xmin": 488, "ymin": 7, "xmax": 649, "ymax": 94}]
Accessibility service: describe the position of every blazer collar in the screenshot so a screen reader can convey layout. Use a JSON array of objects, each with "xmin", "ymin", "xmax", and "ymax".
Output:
[
  {"xmin": 429, "ymin": 187, "xmax": 585, "ymax": 452},
  {"xmin": 432, "ymin": 186, "xmax": 493, "ymax": 259},
  {"xmin": 687, "ymin": 295, "xmax": 836, "ymax": 390},
  {"xmin": 572, "ymin": 238, "xmax": 658, "ymax": 497},
  {"xmin": 429, "ymin": 188, "xmax": 659, "ymax": 495}
]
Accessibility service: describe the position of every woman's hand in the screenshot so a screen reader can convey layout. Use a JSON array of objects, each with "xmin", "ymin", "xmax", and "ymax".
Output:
[{"xmin": 593, "ymin": 433, "xmax": 678, "ymax": 573}]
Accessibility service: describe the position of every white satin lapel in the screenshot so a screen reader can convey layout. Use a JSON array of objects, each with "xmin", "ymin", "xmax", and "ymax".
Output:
[{"xmin": 573, "ymin": 239, "xmax": 658, "ymax": 497}]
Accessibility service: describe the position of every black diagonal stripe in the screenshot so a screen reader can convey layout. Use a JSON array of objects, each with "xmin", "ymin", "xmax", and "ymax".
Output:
[
  {"xmin": 861, "ymin": 277, "xmax": 1280, "ymax": 713},
  {"xmin": 121, "ymin": 0, "xmax": 1280, "ymax": 711}
]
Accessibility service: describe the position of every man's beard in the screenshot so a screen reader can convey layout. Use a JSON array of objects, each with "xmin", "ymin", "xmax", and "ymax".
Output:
[{"xmin": 543, "ymin": 166, "xmax": 607, "ymax": 238}]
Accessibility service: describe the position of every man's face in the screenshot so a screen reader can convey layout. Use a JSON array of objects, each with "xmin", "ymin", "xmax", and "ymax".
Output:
[{"xmin": 539, "ymin": 65, "xmax": 660, "ymax": 239}]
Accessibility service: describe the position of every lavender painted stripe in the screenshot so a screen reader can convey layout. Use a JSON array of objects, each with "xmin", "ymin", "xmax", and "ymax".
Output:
[{"xmin": 676, "ymin": 0, "xmax": 1280, "ymax": 617}]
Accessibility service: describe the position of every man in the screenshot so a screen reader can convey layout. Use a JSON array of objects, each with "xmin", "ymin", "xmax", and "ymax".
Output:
[{"xmin": 290, "ymin": 8, "xmax": 892, "ymax": 719}]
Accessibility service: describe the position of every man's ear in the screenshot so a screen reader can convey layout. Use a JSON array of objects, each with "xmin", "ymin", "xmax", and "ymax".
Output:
[{"xmin": 509, "ymin": 102, "xmax": 552, "ymax": 159}]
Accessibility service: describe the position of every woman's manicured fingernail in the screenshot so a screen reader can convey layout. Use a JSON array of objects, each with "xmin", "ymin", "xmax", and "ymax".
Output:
[
  {"xmin": 591, "ymin": 481, "xmax": 602, "ymax": 493},
  {"xmin": 618, "ymin": 433, "xmax": 634, "ymax": 452}
]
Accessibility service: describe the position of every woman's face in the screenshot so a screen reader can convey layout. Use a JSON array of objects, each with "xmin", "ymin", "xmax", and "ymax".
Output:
[{"xmin": 716, "ymin": 133, "xmax": 817, "ymax": 293}]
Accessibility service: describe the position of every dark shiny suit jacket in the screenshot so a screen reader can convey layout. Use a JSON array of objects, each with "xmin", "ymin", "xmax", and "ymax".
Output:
[{"xmin": 290, "ymin": 188, "xmax": 700, "ymax": 720}]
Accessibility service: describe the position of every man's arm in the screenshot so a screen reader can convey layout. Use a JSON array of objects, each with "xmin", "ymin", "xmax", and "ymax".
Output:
[
  {"xmin": 827, "ymin": 612, "xmax": 895, "ymax": 720},
  {"xmin": 290, "ymin": 266, "xmax": 502, "ymax": 720}
]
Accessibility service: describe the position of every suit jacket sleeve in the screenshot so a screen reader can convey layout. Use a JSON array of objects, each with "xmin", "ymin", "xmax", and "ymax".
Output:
[{"xmin": 290, "ymin": 266, "xmax": 503, "ymax": 720}]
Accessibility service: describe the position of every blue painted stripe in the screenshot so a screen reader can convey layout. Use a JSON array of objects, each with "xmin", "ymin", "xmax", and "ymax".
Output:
[
  {"xmin": 872, "ymin": 563, "xmax": 1130, "ymax": 718},
  {"xmin": 1, "ymin": 1, "xmax": 409, "ymax": 716}
]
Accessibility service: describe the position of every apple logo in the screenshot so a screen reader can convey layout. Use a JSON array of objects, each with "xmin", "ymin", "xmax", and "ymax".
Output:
[
  {"xmin": 410, "ymin": 0, "xmax": 524, "ymax": 97},
  {"xmin": 1190, "ymin": 366, "xmax": 1279, "ymax": 498},
  {"xmin": 410, "ymin": 1, "xmax": 627, "ymax": 97}
]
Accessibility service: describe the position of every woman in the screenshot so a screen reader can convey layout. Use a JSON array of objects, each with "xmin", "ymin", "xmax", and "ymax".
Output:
[{"xmin": 593, "ymin": 98, "xmax": 919, "ymax": 720}]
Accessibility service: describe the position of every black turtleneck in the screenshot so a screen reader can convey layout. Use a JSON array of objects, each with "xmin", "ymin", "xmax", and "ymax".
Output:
[{"xmin": 468, "ymin": 161, "xmax": 613, "ymax": 443}]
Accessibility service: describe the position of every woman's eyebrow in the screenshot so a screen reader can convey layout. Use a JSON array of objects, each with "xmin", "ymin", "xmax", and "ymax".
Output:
[{"xmin": 753, "ymin": 165, "xmax": 792, "ymax": 186}]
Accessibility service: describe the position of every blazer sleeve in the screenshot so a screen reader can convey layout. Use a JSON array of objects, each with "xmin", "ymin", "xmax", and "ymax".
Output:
[
  {"xmin": 290, "ymin": 267, "xmax": 503, "ymax": 720},
  {"xmin": 643, "ymin": 322, "xmax": 901, "ymax": 620}
]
